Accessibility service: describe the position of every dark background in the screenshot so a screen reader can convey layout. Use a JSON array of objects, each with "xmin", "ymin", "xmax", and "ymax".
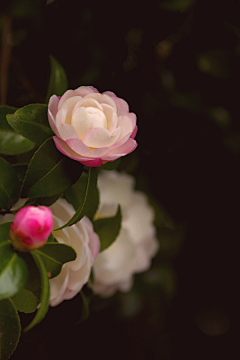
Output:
[{"xmin": 1, "ymin": 0, "xmax": 239, "ymax": 358}]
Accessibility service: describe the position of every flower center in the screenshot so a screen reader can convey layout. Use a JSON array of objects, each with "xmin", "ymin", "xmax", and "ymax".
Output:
[
  {"xmin": 85, "ymin": 107, "xmax": 107, "ymax": 129},
  {"xmin": 71, "ymin": 105, "xmax": 107, "ymax": 139}
]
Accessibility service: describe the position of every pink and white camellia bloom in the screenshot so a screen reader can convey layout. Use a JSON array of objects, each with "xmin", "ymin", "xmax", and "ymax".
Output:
[
  {"xmin": 91, "ymin": 171, "xmax": 159, "ymax": 297},
  {"xmin": 49, "ymin": 199, "xmax": 100, "ymax": 306},
  {"xmin": 47, "ymin": 86, "xmax": 137, "ymax": 167},
  {"xmin": 10, "ymin": 205, "xmax": 53, "ymax": 252}
]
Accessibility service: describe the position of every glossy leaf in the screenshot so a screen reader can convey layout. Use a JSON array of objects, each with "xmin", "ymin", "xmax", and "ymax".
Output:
[
  {"xmin": 0, "ymin": 222, "xmax": 11, "ymax": 244},
  {"xmin": 65, "ymin": 169, "xmax": 99, "ymax": 216},
  {"xmin": 0, "ymin": 157, "xmax": 21, "ymax": 210},
  {"xmin": 60, "ymin": 167, "xmax": 98, "ymax": 229},
  {"xmin": 0, "ymin": 242, "xmax": 28, "ymax": 301},
  {"xmin": 6, "ymin": 104, "xmax": 54, "ymax": 146},
  {"xmin": 46, "ymin": 55, "xmax": 68, "ymax": 103},
  {"xmin": 12, "ymin": 164, "xmax": 28, "ymax": 183},
  {"xmin": 0, "ymin": 298, "xmax": 21, "ymax": 360},
  {"xmin": 34, "ymin": 243, "xmax": 76, "ymax": 278},
  {"xmin": 24, "ymin": 252, "xmax": 49, "ymax": 332},
  {"xmin": 10, "ymin": 288, "xmax": 39, "ymax": 314},
  {"xmin": 0, "ymin": 105, "xmax": 35, "ymax": 156},
  {"xmin": 21, "ymin": 138, "xmax": 83, "ymax": 198},
  {"xmin": 94, "ymin": 205, "xmax": 122, "ymax": 252}
]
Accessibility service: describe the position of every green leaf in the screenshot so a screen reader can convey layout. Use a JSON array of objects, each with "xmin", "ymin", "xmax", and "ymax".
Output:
[
  {"xmin": 25, "ymin": 193, "xmax": 62, "ymax": 207},
  {"xmin": 6, "ymin": 104, "xmax": 54, "ymax": 146},
  {"xmin": 21, "ymin": 138, "xmax": 83, "ymax": 198},
  {"xmin": 65, "ymin": 169, "xmax": 99, "ymax": 216},
  {"xmin": 12, "ymin": 164, "xmax": 28, "ymax": 183},
  {"xmin": 100, "ymin": 158, "xmax": 121, "ymax": 170},
  {"xmin": 0, "ymin": 243, "xmax": 28, "ymax": 301},
  {"xmin": 0, "ymin": 157, "xmax": 21, "ymax": 210},
  {"xmin": 10, "ymin": 288, "xmax": 39, "ymax": 314},
  {"xmin": 94, "ymin": 205, "xmax": 122, "ymax": 252},
  {"xmin": 46, "ymin": 55, "xmax": 68, "ymax": 103},
  {"xmin": 61, "ymin": 167, "xmax": 98, "ymax": 229},
  {"xmin": 0, "ymin": 105, "xmax": 35, "ymax": 156},
  {"xmin": 0, "ymin": 222, "xmax": 12, "ymax": 244},
  {"xmin": 19, "ymin": 253, "xmax": 41, "ymax": 300},
  {"xmin": 0, "ymin": 298, "xmax": 21, "ymax": 360},
  {"xmin": 24, "ymin": 252, "xmax": 49, "ymax": 332},
  {"xmin": 34, "ymin": 243, "xmax": 76, "ymax": 278}
]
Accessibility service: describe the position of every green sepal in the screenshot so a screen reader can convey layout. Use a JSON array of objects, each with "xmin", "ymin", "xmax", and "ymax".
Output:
[
  {"xmin": 0, "ymin": 298, "xmax": 21, "ymax": 360},
  {"xmin": 46, "ymin": 55, "xmax": 68, "ymax": 103},
  {"xmin": 0, "ymin": 242, "xmax": 28, "ymax": 301},
  {"xmin": 6, "ymin": 104, "xmax": 54, "ymax": 146},
  {"xmin": 21, "ymin": 137, "xmax": 83, "ymax": 198},
  {"xmin": 60, "ymin": 167, "xmax": 98, "ymax": 229},
  {"xmin": 94, "ymin": 205, "xmax": 122, "ymax": 252},
  {"xmin": 0, "ymin": 157, "xmax": 21, "ymax": 210}
]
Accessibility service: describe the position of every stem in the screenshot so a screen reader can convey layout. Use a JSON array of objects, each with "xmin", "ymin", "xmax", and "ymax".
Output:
[{"xmin": 0, "ymin": 14, "xmax": 12, "ymax": 105}]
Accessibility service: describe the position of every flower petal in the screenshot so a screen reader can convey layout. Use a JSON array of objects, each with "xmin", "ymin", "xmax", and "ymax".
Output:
[
  {"xmin": 101, "ymin": 104, "xmax": 117, "ymax": 135},
  {"xmin": 84, "ymin": 93, "xmax": 117, "ymax": 112},
  {"xmin": 66, "ymin": 138, "xmax": 91, "ymax": 156},
  {"xmin": 117, "ymin": 115, "xmax": 134, "ymax": 141},
  {"xmin": 48, "ymin": 95, "xmax": 59, "ymax": 118},
  {"xmin": 53, "ymin": 137, "xmax": 103, "ymax": 167},
  {"xmin": 48, "ymin": 108, "xmax": 61, "ymax": 138},
  {"xmin": 128, "ymin": 112, "xmax": 137, "ymax": 128},
  {"xmin": 75, "ymin": 86, "xmax": 97, "ymax": 97},
  {"xmin": 82, "ymin": 126, "xmax": 121, "ymax": 148},
  {"xmin": 102, "ymin": 138, "xmax": 137, "ymax": 161},
  {"xmin": 130, "ymin": 125, "xmax": 138, "ymax": 139},
  {"xmin": 58, "ymin": 90, "xmax": 79, "ymax": 110}
]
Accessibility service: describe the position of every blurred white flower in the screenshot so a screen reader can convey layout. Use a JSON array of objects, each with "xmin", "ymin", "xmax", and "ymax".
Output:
[
  {"xmin": 49, "ymin": 199, "xmax": 100, "ymax": 306},
  {"xmin": 91, "ymin": 171, "xmax": 159, "ymax": 297}
]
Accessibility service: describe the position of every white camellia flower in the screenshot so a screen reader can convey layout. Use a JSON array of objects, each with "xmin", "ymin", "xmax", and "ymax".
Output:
[
  {"xmin": 91, "ymin": 171, "xmax": 159, "ymax": 297},
  {"xmin": 49, "ymin": 198, "xmax": 100, "ymax": 306}
]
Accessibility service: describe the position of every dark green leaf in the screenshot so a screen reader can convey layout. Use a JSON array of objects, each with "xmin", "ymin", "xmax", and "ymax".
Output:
[
  {"xmin": 10, "ymin": 288, "xmax": 39, "ymax": 314},
  {"xmin": 24, "ymin": 252, "xmax": 49, "ymax": 332},
  {"xmin": 0, "ymin": 105, "xmax": 35, "ymax": 156},
  {"xmin": 46, "ymin": 233, "xmax": 58, "ymax": 243},
  {"xmin": 19, "ymin": 253, "xmax": 41, "ymax": 300},
  {"xmin": 65, "ymin": 169, "xmax": 99, "ymax": 216},
  {"xmin": 100, "ymin": 158, "xmax": 121, "ymax": 170},
  {"xmin": 34, "ymin": 243, "xmax": 76, "ymax": 278},
  {"xmin": 61, "ymin": 167, "xmax": 98, "ymax": 229},
  {"xmin": 25, "ymin": 193, "xmax": 62, "ymax": 207},
  {"xmin": 6, "ymin": 104, "xmax": 54, "ymax": 146},
  {"xmin": 0, "ymin": 222, "xmax": 12, "ymax": 244},
  {"xmin": 12, "ymin": 164, "xmax": 28, "ymax": 183},
  {"xmin": 46, "ymin": 55, "xmax": 68, "ymax": 103},
  {"xmin": 0, "ymin": 298, "xmax": 21, "ymax": 360},
  {"xmin": 21, "ymin": 138, "xmax": 83, "ymax": 198},
  {"xmin": 94, "ymin": 205, "xmax": 122, "ymax": 252},
  {"xmin": 0, "ymin": 243, "xmax": 28, "ymax": 301},
  {"xmin": 0, "ymin": 157, "xmax": 21, "ymax": 210}
]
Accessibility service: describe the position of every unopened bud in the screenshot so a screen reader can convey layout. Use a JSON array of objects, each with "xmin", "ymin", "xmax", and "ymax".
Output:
[{"xmin": 10, "ymin": 206, "xmax": 53, "ymax": 251}]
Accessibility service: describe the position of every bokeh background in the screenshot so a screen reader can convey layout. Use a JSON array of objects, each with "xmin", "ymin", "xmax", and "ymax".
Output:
[{"xmin": 1, "ymin": 0, "xmax": 239, "ymax": 359}]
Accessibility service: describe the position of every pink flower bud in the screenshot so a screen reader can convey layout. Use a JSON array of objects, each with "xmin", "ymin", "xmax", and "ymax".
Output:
[{"xmin": 10, "ymin": 206, "xmax": 53, "ymax": 251}]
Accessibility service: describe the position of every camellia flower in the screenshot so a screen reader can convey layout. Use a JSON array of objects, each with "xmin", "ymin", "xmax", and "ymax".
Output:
[
  {"xmin": 49, "ymin": 198, "xmax": 100, "ymax": 306},
  {"xmin": 48, "ymin": 86, "xmax": 137, "ymax": 167},
  {"xmin": 10, "ymin": 205, "xmax": 53, "ymax": 252},
  {"xmin": 91, "ymin": 171, "xmax": 159, "ymax": 297}
]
